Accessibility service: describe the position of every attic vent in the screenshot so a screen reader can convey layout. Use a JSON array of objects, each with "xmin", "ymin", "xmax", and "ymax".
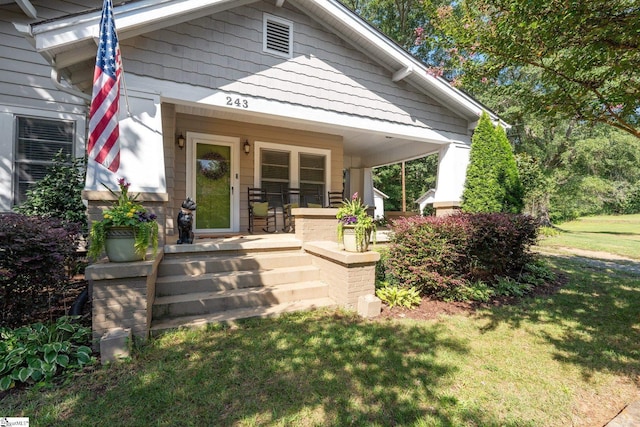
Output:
[{"xmin": 263, "ymin": 14, "xmax": 293, "ymax": 58}]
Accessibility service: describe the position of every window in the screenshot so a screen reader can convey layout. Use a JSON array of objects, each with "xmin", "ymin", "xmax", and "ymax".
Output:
[
  {"xmin": 14, "ymin": 116, "xmax": 74, "ymax": 205},
  {"xmin": 257, "ymin": 142, "xmax": 330, "ymax": 206},
  {"xmin": 263, "ymin": 14, "xmax": 293, "ymax": 58},
  {"xmin": 299, "ymin": 153, "xmax": 325, "ymax": 204},
  {"xmin": 260, "ymin": 149, "xmax": 290, "ymax": 205}
]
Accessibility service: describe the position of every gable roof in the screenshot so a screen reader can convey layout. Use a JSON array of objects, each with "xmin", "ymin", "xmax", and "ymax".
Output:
[
  {"xmin": 416, "ymin": 188, "xmax": 436, "ymax": 204},
  {"xmin": 17, "ymin": 0, "xmax": 505, "ymax": 128}
]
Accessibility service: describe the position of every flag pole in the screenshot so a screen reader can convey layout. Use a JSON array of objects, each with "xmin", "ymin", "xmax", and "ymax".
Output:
[{"xmin": 88, "ymin": 0, "xmax": 122, "ymax": 172}]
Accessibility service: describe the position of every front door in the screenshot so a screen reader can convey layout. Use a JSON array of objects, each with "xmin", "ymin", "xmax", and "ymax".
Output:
[{"xmin": 186, "ymin": 133, "xmax": 239, "ymax": 233}]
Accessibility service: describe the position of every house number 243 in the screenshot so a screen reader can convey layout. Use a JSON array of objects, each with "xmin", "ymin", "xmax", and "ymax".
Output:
[{"xmin": 226, "ymin": 97, "xmax": 249, "ymax": 108}]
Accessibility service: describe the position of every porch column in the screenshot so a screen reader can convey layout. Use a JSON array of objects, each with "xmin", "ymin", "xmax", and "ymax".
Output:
[
  {"xmin": 434, "ymin": 141, "xmax": 470, "ymax": 216},
  {"xmin": 347, "ymin": 167, "xmax": 374, "ymax": 205},
  {"xmin": 84, "ymin": 89, "xmax": 166, "ymax": 194},
  {"xmin": 83, "ymin": 89, "xmax": 169, "ymax": 243}
]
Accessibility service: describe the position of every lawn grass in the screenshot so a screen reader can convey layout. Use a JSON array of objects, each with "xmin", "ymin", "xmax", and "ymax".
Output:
[
  {"xmin": 537, "ymin": 214, "xmax": 640, "ymax": 259},
  {"xmin": 3, "ymin": 256, "xmax": 639, "ymax": 426}
]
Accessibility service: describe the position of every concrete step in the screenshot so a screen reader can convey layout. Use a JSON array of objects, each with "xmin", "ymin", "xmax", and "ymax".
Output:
[
  {"xmin": 152, "ymin": 280, "xmax": 330, "ymax": 319},
  {"xmin": 150, "ymin": 297, "xmax": 336, "ymax": 334},
  {"xmin": 155, "ymin": 265, "xmax": 321, "ymax": 296},
  {"xmin": 163, "ymin": 235, "xmax": 302, "ymax": 258},
  {"xmin": 158, "ymin": 251, "xmax": 311, "ymax": 277}
]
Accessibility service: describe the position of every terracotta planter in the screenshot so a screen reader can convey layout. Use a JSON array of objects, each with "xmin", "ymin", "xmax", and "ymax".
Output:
[
  {"xmin": 104, "ymin": 227, "xmax": 143, "ymax": 262},
  {"xmin": 341, "ymin": 225, "xmax": 371, "ymax": 252}
]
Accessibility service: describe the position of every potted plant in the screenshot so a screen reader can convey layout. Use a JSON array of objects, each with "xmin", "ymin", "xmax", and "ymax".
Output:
[
  {"xmin": 336, "ymin": 192, "xmax": 376, "ymax": 252},
  {"xmin": 88, "ymin": 178, "xmax": 159, "ymax": 262}
]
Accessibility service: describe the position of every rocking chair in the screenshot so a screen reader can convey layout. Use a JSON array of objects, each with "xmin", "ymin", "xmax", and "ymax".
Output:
[{"xmin": 248, "ymin": 187, "xmax": 277, "ymax": 233}]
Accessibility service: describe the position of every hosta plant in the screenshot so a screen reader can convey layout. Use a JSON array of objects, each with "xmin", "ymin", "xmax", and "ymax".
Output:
[
  {"xmin": 0, "ymin": 316, "xmax": 95, "ymax": 391},
  {"xmin": 375, "ymin": 282, "xmax": 421, "ymax": 309}
]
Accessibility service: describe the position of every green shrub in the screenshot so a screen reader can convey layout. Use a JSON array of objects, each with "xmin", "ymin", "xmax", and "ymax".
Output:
[
  {"xmin": 519, "ymin": 259, "xmax": 556, "ymax": 286},
  {"xmin": 375, "ymin": 246, "xmax": 391, "ymax": 284},
  {"xmin": 440, "ymin": 281, "xmax": 493, "ymax": 302},
  {"xmin": 538, "ymin": 226, "xmax": 562, "ymax": 237},
  {"xmin": 493, "ymin": 277, "xmax": 533, "ymax": 297},
  {"xmin": 14, "ymin": 151, "xmax": 87, "ymax": 235},
  {"xmin": 375, "ymin": 282, "xmax": 422, "ymax": 308},
  {"xmin": 0, "ymin": 316, "xmax": 95, "ymax": 391},
  {"xmin": 0, "ymin": 213, "xmax": 80, "ymax": 328}
]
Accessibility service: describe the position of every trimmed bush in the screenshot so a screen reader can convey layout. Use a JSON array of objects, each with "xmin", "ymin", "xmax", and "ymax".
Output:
[
  {"xmin": 0, "ymin": 213, "xmax": 80, "ymax": 328},
  {"xmin": 386, "ymin": 213, "xmax": 539, "ymax": 299},
  {"xmin": 464, "ymin": 213, "xmax": 538, "ymax": 280},
  {"xmin": 386, "ymin": 215, "xmax": 470, "ymax": 295}
]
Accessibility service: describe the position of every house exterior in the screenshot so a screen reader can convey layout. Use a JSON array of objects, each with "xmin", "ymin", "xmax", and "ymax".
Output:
[
  {"xmin": 416, "ymin": 188, "xmax": 436, "ymax": 215},
  {"xmin": 372, "ymin": 187, "xmax": 387, "ymax": 220},
  {"xmin": 1, "ymin": 0, "xmax": 505, "ymax": 243}
]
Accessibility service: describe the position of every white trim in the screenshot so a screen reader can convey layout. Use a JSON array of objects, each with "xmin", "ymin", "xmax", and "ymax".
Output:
[
  {"xmin": 16, "ymin": 0, "xmax": 38, "ymax": 18},
  {"xmin": 186, "ymin": 132, "xmax": 241, "ymax": 233},
  {"xmin": 127, "ymin": 75, "xmax": 452, "ymax": 146},
  {"xmin": 253, "ymin": 141, "xmax": 331, "ymax": 192},
  {"xmin": 28, "ymin": 0, "xmax": 256, "ymax": 50}
]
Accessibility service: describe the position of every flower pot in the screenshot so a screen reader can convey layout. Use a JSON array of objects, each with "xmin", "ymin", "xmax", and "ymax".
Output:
[
  {"xmin": 341, "ymin": 225, "xmax": 371, "ymax": 252},
  {"xmin": 105, "ymin": 227, "xmax": 143, "ymax": 262}
]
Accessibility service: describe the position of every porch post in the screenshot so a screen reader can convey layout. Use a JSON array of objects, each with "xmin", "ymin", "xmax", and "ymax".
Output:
[
  {"xmin": 434, "ymin": 141, "xmax": 470, "ymax": 216},
  {"xmin": 84, "ymin": 89, "xmax": 166, "ymax": 194},
  {"xmin": 83, "ymin": 89, "xmax": 169, "ymax": 243}
]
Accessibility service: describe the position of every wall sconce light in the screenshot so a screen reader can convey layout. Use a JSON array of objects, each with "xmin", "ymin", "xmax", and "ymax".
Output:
[
  {"xmin": 243, "ymin": 139, "xmax": 251, "ymax": 155},
  {"xmin": 176, "ymin": 134, "xmax": 185, "ymax": 150}
]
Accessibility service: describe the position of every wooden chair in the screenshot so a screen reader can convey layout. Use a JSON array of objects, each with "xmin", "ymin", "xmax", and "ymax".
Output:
[
  {"xmin": 248, "ymin": 187, "xmax": 277, "ymax": 233},
  {"xmin": 282, "ymin": 188, "xmax": 301, "ymax": 232},
  {"xmin": 327, "ymin": 190, "xmax": 344, "ymax": 208},
  {"xmin": 302, "ymin": 189, "xmax": 323, "ymax": 207}
]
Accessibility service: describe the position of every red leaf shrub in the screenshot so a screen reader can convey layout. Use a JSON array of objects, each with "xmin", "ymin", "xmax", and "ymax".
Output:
[
  {"xmin": 386, "ymin": 213, "xmax": 538, "ymax": 297},
  {"xmin": 0, "ymin": 213, "xmax": 80, "ymax": 327}
]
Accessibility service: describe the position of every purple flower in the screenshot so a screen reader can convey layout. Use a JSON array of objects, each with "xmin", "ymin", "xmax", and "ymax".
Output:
[
  {"xmin": 117, "ymin": 178, "xmax": 131, "ymax": 189},
  {"xmin": 340, "ymin": 215, "xmax": 357, "ymax": 225},
  {"xmin": 352, "ymin": 192, "xmax": 358, "ymax": 200}
]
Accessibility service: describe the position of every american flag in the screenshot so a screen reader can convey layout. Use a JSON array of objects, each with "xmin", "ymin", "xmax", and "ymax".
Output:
[{"xmin": 88, "ymin": 0, "xmax": 121, "ymax": 172}]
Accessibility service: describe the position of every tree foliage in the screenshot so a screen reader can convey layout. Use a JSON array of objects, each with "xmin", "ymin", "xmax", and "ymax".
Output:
[
  {"xmin": 434, "ymin": 0, "xmax": 640, "ymax": 138},
  {"xmin": 373, "ymin": 155, "xmax": 438, "ymax": 212},
  {"xmin": 351, "ymin": 0, "xmax": 640, "ymax": 221}
]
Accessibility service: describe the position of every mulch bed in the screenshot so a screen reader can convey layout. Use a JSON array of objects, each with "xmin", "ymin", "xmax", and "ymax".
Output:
[{"xmin": 376, "ymin": 273, "xmax": 567, "ymax": 321}]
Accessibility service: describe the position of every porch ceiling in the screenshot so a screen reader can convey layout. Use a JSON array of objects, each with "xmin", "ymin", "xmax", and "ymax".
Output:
[{"xmin": 175, "ymin": 103, "xmax": 444, "ymax": 168}]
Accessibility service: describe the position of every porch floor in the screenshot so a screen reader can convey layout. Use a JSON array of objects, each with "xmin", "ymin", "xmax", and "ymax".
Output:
[{"xmin": 163, "ymin": 232, "xmax": 302, "ymax": 255}]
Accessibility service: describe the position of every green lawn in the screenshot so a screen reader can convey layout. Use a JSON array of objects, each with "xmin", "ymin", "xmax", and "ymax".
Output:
[
  {"xmin": 537, "ymin": 214, "xmax": 640, "ymax": 259},
  {"xmin": 4, "ymin": 258, "xmax": 640, "ymax": 426}
]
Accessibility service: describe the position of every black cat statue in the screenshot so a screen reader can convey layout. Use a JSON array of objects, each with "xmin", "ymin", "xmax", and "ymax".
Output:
[{"xmin": 177, "ymin": 197, "xmax": 197, "ymax": 244}]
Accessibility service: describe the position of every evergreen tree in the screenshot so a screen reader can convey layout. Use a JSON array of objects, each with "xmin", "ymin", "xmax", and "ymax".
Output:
[
  {"xmin": 495, "ymin": 125, "xmax": 524, "ymax": 213},
  {"xmin": 462, "ymin": 112, "xmax": 503, "ymax": 212}
]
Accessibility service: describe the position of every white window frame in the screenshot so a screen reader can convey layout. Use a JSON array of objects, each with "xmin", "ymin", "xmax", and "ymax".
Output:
[
  {"xmin": 254, "ymin": 141, "xmax": 331, "ymax": 193},
  {"xmin": 263, "ymin": 13, "xmax": 293, "ymax": 59}
]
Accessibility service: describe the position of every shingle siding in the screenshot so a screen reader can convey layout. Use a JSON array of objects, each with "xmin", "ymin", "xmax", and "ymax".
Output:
[{"xmin": 120, "ymin": 2, "xmax": 468, "ymax": 135}]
